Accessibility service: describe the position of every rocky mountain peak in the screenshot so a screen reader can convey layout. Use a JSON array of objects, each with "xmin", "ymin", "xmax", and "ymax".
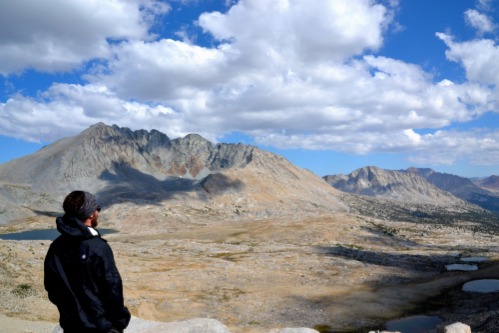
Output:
[
  {"xmin": 481, "ymin": 175, "xmax": 499, "ymax": 189},
  {"xmin": 323, "ymin": 166, "xmax": 463, "ymax": 205},
  {"xmin": 473, "ymin": 175, "xmax": 499, "ymax": 197},
  {"xmin": 0, "ymin": 122, "xmax": 347, "ymax": 223},
  {"xmin": 403, "ymin": 166, "xmax": 435, "ymax": 178},
  {"xmin": 396, "ymin": 167, "xmax": 499, "ymax": 213},
  {"xmin": 0, "ymin": 123, "xmax": 261, "ymax": 189}
]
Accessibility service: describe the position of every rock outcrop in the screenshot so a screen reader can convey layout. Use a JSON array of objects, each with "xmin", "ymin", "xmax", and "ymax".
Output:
[
  {"xmin": 52, "ymin": 317, "xmax": 320, "ymax": 333},
  {"xmin": 444, "ymin": 322, "xmax": 471, "ymax": 333}
]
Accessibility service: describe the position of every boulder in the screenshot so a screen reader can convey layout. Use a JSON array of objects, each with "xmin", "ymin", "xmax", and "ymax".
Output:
[
  {"xmin": 444, "ymin": 322, "xmax": 471, "ymax": 333},
  {"xmin": 53, "ymin": 317, "xmax": 230, "ymax": 333},
  {"xmin": 279, "ymin": 329, "xmax": 319, "ymax": 333}
]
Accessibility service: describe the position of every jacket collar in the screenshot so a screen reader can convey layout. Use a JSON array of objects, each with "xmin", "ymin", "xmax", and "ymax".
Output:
[{"xmin": 56, "ymin": 215, "xmax": 95, "ymax": 239}]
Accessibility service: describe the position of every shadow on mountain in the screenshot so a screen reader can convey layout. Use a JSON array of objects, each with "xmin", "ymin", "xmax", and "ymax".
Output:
[
  {"xmin": 467, "ymin": 193, "xmax": 499, "ymax": 214},
  {"xmin": 29, "ymin": 209, "xmax": 63, "ymax": 217},
  {"xmin": 93, "ymin": 162, "xmax": 244, "ymax": 206}
]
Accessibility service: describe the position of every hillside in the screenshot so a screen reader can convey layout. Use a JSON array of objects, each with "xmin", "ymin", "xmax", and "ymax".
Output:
[
  {"xmin": 323, "ymin": 166, "xmax": 463, "ymax": 206},
  {"xmin": 473, "ymin": 175, "xmax": 499, "ymax": 193},
  {"xmin": 398, "ymin": 167, "xmax": 499, "ymax": 213},
  {"xmin": 0, "ymin": 123, "xmax": 346, "ymax": 224}
]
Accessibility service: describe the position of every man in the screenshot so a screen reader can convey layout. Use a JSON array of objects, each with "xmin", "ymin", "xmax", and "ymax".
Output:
[{"xmin": 44, "ymin": 191, "xmax": 130, "ymax": 333}]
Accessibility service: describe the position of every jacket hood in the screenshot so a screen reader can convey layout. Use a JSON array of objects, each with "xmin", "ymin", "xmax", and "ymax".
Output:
[{"xmin": 56, "ymin": 215, "xmax": 94, "ymax": 239}]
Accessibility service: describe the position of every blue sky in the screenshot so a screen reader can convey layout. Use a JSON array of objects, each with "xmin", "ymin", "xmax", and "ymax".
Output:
[{"xmin": 1, "ymin": 0, "xmax": 499, "ymax": 177}]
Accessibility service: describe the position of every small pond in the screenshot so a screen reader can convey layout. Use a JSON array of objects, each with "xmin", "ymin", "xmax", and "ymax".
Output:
[
  {"xmin": 445, "ymin": 264, "xmax": 478, "ymax": 271},
  {"xmin": 0, "ymin": 228, "xmax": 118, "ymax": 241},
  {"xmin": 460, "ymin": 257, "xmax": 488, "ymax": 262},
  {"xmin": 462, "ymin": 279, "xmax": 499, "ymax": 293},
  {"xmin": 385, "ymin": 315, "xmax": 443, "ymax": 333}
]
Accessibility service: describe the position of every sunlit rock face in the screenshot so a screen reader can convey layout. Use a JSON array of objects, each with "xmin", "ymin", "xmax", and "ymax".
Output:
[
  {"xmin": 444, "ymin": 322, "xmax": 471, "ymax": 333},
  {"xmin": 51, "ymin": 317, "xmax": 320, "ymax": 333},
  {"xmin": 51, "ymin": 318, "xmax": 230, "ymax": 333}
]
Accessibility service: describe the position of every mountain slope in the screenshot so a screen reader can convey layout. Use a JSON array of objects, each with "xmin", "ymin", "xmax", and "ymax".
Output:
[
  {"xmin": 0, "ymin": 123, "xmax": 255, "ymax": 191},
  {"xmin": 323, "ymin": 166, "xmax": 464, "ymax": 205},
  {"xmin": 398, "ymin": 167, "xmax": 499, "ymax": 213},
  {"xmin": 0, "ymin": 123, "xmax": 346, "ymax": 223},
  {"xmin": 473, "ymin": 175, "xmax": 499, "ymax": 193}
]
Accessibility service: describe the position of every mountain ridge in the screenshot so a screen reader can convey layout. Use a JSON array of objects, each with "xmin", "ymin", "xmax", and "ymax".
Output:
[
  {"xmin": 0, "ymin": 123, "xmax": 346, "ymax": 224},
  {"xmin": 473, "ymin": 175, "xmax": 499, "ymax": 192},
  {"xmin": 397, "ymin": 167, "xmax": 499, "ymax": 213},
  {"xmin": 323, "ymin": 166, "xmax": 464, "ymax": 206}
]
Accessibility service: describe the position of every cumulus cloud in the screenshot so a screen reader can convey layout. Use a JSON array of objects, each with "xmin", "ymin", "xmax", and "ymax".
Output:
[
  {"xmin": 257, "ymin": 128, "xmax": 499, "ymax": 166},
  {"xmin": 0, "ymin": 0, "xmax": 169, "ymax": 75},
  {"xmin": 464, "ymin": 9, "xmax": 497, "ymax": 35},
  {"xmin": 406, "ymin": 129, "xmax": 499, "ymax": 166},
  {"xmin": 477, "ymin": 0, "xmax": 495, "ymax": 11},
  {"xmin": 437, "ymin": 33, "xmax": 499, "ymax": 85},
  {"xmin": 2, "ymin": 0, "xmax": 499, "ymax": 166},
  {"xmin": 198, "ymin": 0, "xmax": 388, "ymax": 63},
  {"xmin": 0, "ymin": 84, "xmax": 191, "ymax": 143}
]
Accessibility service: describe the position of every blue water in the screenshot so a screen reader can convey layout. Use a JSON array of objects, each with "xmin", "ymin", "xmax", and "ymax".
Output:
[
  {"xmin": 385, "ymin": 315, "xmax": 443, "ymax": 333},
  {"xmin": 445, "ymin": 264, "xmax": 478, "ymax": 271},
  {"xmin": 460, "ymin": 257, "xmax": 488, "ymax": 262},
  {"xmin": 0, "ymin": 228, "xmax": 118, "ymax": 241},
  {"xmin": 463, "ymin": 279, "xmax": 499, "ymax": 293}
]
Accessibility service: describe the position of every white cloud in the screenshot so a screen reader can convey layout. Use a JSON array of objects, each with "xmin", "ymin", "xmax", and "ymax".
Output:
[
  {"xmin": 257, "ymin": 129, "xmax": 499, "ymax": 166},
  {"xmin": 0, "ymin": 84, "xmax": 193, "ymax": 143},
  {"xmin": 437, "ymin": 32, "xmax": 499, "ymax": 85},
  {"xmin": 477, "ymin": 0, "xmax": 494, "ymax": 11},
  {"xmin": 198, "ymin": 0, "xmax": 388, "ymax": 63},
  {"xmin": 0, "ymin": 0, "xmax": 169, "ymax": 76},
  {"xmin": 1, "ymin": 0, "xmax": 499, "ymax": 166},
  {"xmin": 464, "ymin": 9, "xmax": 497, "ymax": 35},
  {"xmin": 406, "ymin": 129, "xmax": 499, "ymax": 165}
]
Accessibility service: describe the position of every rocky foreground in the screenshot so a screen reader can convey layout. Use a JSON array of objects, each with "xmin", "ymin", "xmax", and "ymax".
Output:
[
  {"xmin": 50, "ymin": 317, "xmax": 473, "ymax": 333},
  {"xmin": 1, "ymin": 202, "xmax": 499, "ymax": 333},
  {"xmin": 0, "ymin": 124, "xmax": 498, "ymax": 332}
]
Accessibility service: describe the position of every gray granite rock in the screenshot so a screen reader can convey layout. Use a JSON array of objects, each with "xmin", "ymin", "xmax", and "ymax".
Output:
[
  {"xmin": 52, "ymin": 317, "xmax": 230, "ymax": 333},
  {"xmin": 279, "ymin": 328, "xmax": 319, "ymax": 333},
  {"xmin": 444, "ymin": 322, "xmax": 471, "ymax": 333}
]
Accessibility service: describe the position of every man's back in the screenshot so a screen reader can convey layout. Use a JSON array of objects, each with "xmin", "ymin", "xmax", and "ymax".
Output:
[{"xmin": 44, "ymin": 192, "xmax": 130, "ymax": 333}]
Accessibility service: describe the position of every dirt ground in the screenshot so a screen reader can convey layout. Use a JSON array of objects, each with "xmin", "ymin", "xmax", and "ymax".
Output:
[{"xmin": 1, "ymin": 203, "xmax": 498, "ymax": 332}]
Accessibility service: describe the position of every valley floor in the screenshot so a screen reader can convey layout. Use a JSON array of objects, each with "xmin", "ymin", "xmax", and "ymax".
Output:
[{"xmin": 1, "ymin": 203, "xmax": 498, "ymax": 332}]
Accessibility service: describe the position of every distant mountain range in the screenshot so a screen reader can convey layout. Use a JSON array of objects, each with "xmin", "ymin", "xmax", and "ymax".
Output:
[
  {"xmin": 398, "ymin": 167, "xmax": 499, "ymax": 213},
  {"xmin": 324, "ymin": 166, "xmax": 499, "ymax": 214},
  {"xmin": 323, "ymin": 166, "xmax": 465, "ymax": 206},
  {"xmin": 473, "ymin": 175, "xmax": 499, "ymax": 192},
  {"xmin": 1, "ymin": 123, "xmax": 497, "ymax": 229}
]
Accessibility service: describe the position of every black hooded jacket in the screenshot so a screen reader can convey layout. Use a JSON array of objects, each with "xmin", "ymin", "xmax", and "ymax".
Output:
[{"xmin": 44, "ymin": 215, "xmax": 131, "ymax": 333}]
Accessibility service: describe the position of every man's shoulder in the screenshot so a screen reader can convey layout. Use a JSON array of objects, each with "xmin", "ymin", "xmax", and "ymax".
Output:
[
  {"xmin": 85, "ymin": 236, "xmax": 113, "ymax": 255},
  {"xmin": 85, "ymin": 236, "xmax": 109, "ymax": 248}
]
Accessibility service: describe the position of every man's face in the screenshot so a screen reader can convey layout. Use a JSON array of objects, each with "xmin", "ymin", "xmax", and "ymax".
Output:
[{"xmin": 91, "ymin": 210, "xmax": 99, "ymax": 228}]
